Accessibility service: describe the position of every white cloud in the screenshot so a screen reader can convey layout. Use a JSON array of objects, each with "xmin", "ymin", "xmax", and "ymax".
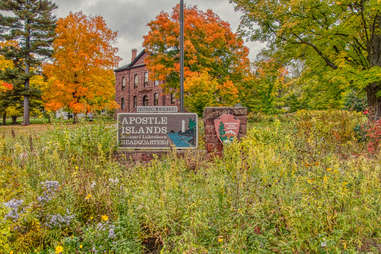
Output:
[{"xmin": 52, "ymin": 0, "xmax": 265, "ymax": 66}]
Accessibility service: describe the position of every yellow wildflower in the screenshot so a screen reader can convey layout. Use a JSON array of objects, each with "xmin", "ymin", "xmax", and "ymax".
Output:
[
  {"xmin": 55, "ymin": 245, "xmax": 64, "ymax": 254},
  {"xmin": 85, "ymin": 194, "xmax": 92, "ymax": 200},
  {"xmin": 90, "ymin": 216, "xmax": 94, "ymax": 220},
  {"xmin": 101, "ymin": 215, "xmax": 109, "ymax": 222},
  {"xmin": 323, "ymin": 175, "xmax": 328, "ymax": 184},
  {"xmin": 10, "ymin": 251, "xmax": 14, "ymax": 254},
  {"xmin": 75, "ymin": 166, "xmax": 79, "ymax": 170},
  {"xmin": 326, "ymin": 168, "xmax": 332, "ymax": 172},
  {"xmin": 218, "ymin": 236, "xmax": 223, "ymax": 243},
  {"xmin": 80, "ymin": 245, "xmax": 83, "ymax": 249},
  {"xmin": 307, "ymin": 179, "xmax": 313, "ymax": 184}
]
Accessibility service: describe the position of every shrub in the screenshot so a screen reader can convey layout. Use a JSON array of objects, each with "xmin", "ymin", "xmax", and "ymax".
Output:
[
  {"xmin": 0, "ymin": 115, "xmax": 380, "ymax": 253},
  {"xmin": 367, "ymin": 119, "xmax": 381, "ymax": 154}
]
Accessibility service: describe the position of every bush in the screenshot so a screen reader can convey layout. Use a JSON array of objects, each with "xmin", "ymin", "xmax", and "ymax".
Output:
[{"xmin": 0, "ymin": 114, "xmax": 380, "ymax": 253}]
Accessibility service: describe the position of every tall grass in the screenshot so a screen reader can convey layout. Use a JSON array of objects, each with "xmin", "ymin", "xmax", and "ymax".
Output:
[{"xmin": 0, "ymin": 112, "xmax": 380, "ymax": 253}]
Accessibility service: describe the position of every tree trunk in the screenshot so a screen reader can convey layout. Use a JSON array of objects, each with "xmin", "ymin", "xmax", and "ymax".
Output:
[
  {"xmin": 23, "ymin": 74, "xmax": 30, "ymax": 126},
  {"xmin": 12, "ymin": 116, "xmax": 17, "ymax": 125},
  {"xmin": 366, "ymin": 84, "xmax": 381, "ymax": 120},
  {"xmin": 73, "ymin": 113, "xmax": 78, "ymax": 124},
  {"xmin": 23, "ymin": 16, "xmax": 31, "ymax": 126},
  {"xmin": 2, "ymin": 112, "xmax": 6, "ymax": 125},
  {"xmin": 367, "ymin": 15, "xmax": 381, "ymax": 120}
]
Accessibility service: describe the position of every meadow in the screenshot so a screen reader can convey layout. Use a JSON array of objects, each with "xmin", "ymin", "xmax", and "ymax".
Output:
[{"xmin": 0, "ymin": 110, "xmax": 380, "ymax": 253}]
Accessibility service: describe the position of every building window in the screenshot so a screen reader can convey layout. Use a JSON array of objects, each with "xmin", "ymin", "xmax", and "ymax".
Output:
[
  {"xmin": 133, "ymin": 96, "xmax": 137, "ymax": 108},
  {"xmin": 143, "ymin": 95, "xmax": 149, "ymax": 106},
  {"xmin": 154, "ymin": 93, "xmax": 159, "ymax": 106},
  {"xmin": 122, "ymin": 77, "xmax": 126, "ymax": 90},
  {"xmin": 134, "ymin": 74, "xmax": 138, "ymax": 88},
  {"xmin": 170, "ymin": 93, "xmax": 175, "ymax": 105},
  {"xmin": 144, "ymin": 72, "xmax": 149, "ymax": 87},
  {"xmin": 162, "ymin": 95, "xmax": 166, "ymax": 106},
  {"xmin": 121, "ymin": 97, "xmax": 125, "ymax": 110},
  {"xmin": 154, "ymin": 80, "xmax": 159, "ymax": 87}
]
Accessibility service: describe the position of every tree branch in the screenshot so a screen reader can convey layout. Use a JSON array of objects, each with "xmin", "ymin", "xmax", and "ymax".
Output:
[{"xmin": 292, "ymin": 33, "xmax": 338, "ymax": 69}]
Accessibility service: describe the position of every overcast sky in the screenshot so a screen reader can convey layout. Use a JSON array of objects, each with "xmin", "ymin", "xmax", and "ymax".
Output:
[{"xmin": 52, "ymin": 0, "xmax": 265, "ymax": 66}]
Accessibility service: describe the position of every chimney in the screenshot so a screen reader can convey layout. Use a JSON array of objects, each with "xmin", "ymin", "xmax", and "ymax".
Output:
[{"xmin": 131, "ymin": 48, "xmax": 137, "ymax": 62}]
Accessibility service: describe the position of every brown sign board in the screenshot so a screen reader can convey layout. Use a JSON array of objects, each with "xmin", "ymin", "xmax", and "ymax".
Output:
[{"xmin": 117, "ymin": 113, "xmax": 198, "ymax": 150}]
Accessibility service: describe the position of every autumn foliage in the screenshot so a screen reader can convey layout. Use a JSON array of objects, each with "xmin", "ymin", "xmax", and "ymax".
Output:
[
  {"xmin": 43, "ymin": 12, "xmax": 120, "ymax": 118},
  {"xmin": 143, "ymin": 5, "xmax": 250, "ymax": 111},
  {"xmin": 0, "ymin": 82, "xmax": 13, "ymax": 92}
]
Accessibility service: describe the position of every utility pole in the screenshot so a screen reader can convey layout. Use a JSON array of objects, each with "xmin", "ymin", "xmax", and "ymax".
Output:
[{"xmin": 180, "ymin": 0, "xmax": 185, "ymax": 112}]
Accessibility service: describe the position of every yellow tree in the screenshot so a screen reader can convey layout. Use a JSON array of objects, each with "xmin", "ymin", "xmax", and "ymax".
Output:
[
  {"xmin": 1, "ymin": 41, "xmax": 48, "ymax": 124},
  {"xmin": 184, "ymin": 72, "xmax": 239, "ymax": 115},
  {"xmin": 43, "ymin": 12, "xmax": 120, "ymax": 122}
]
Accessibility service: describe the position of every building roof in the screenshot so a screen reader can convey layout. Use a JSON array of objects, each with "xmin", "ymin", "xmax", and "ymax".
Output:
[{"xmin": 114, "ymin": 49, "xmax": 146, "ymax": 73}]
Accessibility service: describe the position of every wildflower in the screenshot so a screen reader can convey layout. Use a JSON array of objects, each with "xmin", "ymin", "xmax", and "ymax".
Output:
[
  {"xmin": 307, "ymin": 179, "xmax": 313, "ymax": 184},
  {"xmin": 108, "ymin": 225, "xmax": 116, "ymax": 239},
  {"xmin": 363, "ymin": 109, "xmax": 369, "ymax": 115},
  {"xmin": 90, "ymin": 181, "xmax": 96, "ymax": 188},
  {"xmin": 85, "ymin": 194, "xmax": 92, "ymax": 200},
  {"xmin": 10, "ymin": 251, "xmax": 14, "ymax": 254},
  {"xmin": 4, "ymin": 199, "xmax": 24, "ymax": 221},
  {"xmin": 326, "ymin": 168, "xmax": 332, "ymax": 172},
  {"xmin": 101, "ymin": 215, "xmax": 109, "ymax": 222},
  {"xmin": 218, "ymin": 236, "xmax": 223, "ymax": 243},
  {"xmin": 96, "ymin": 222, "xmax": 106, "ymax": 231},
  {"xmin": 321, "ymin": 241, "xmax": 327, "ymax": 247},
  {"xmin": 80, "ymin": 245, "xmax": 83, "ymax": 249},
  {"xmin": 323, "ymin": 175, "xmax": 328, "ymax": 184},
  {"xmin": 38, "ymin": 181, "xmax": 60, "ymax": 204},
  {"xmin": 46, "ymin": 210, "xmax": 74, "ymax": 229},
  {"xmin": 90, "ymin": 216, "xmax": 94, "ymax": 220},
  {"xmin": 109, "ymin": 178, "xmax": 119, "ymax": 185},
  {"xmin": 75, "ymin": 166, "xmax": 79, "ymax": 170},
  {"xmin": 55, "ymin": 245, "xmax": 64, "ymax": 254}
]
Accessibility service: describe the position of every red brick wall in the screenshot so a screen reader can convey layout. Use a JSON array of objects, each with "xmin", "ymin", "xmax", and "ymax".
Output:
[{"xmin": 115, "ymin": 52, "xmax": 179, "ymax": 113}]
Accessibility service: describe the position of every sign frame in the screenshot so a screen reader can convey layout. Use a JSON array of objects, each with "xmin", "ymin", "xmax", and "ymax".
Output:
[{"xmin": 117, "ymin": 112, "xmax": 198, "ymax": 151}]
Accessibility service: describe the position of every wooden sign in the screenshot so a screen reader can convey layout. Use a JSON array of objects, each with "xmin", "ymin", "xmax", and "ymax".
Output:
[
  {"xmin": 214, "ymin": 114, "xmax": 240, "ymax": 144},
  {"xmin": 117, "ymin": 113, "xmax": 198, "ymax": 150}
]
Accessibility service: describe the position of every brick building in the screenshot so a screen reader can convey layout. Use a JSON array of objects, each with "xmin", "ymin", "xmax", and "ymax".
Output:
[{"xmin": 115, "ymin": 49, "xmax": 178, "ymax": 113}]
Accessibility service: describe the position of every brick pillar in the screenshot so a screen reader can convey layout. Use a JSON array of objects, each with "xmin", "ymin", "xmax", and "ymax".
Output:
[{"xmin": 203, "ymin": 107, "xmax": 248, "ymax": 156}]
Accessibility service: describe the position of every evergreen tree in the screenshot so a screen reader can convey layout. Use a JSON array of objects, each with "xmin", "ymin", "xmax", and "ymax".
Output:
[{"xmin": 0, "ymin": 0, "xmax": 57, "ymax": 125}]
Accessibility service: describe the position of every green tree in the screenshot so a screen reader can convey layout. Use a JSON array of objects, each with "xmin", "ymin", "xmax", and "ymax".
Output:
[
  {"xmin": 0, "ymin": 0, "xmax": 57, "ymax": 125},
  {"xmin": 232, "ymin": 0, "xmax": 381, "ymax": 119}
]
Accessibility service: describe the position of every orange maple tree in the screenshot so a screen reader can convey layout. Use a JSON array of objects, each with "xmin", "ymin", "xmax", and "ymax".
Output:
[
  {"xmin": 43, "ymin": 12, "xmax": 120, "ymax": 121},
  {"xmin": 143, "ymin": 5, "xmax": 250, "ymax": 110}
]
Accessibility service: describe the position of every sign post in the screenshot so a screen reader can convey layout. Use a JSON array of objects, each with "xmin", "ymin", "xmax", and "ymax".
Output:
[{"xmin": 180, "ymin": 0, "xmax": 185, "ymax": 112}]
